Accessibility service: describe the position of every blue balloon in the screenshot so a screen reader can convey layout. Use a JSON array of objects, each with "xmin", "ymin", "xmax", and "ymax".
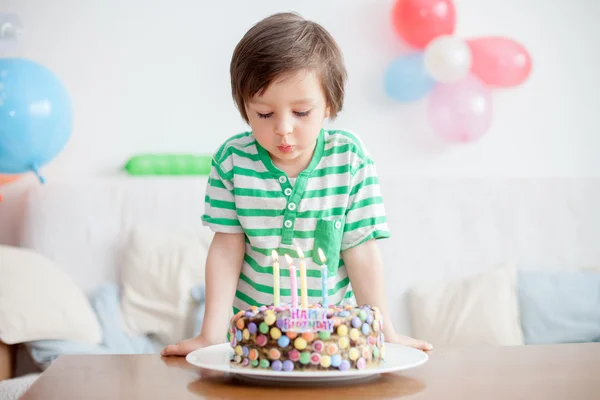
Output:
[
  {"xmin": 0, "ymin": 58, "xmax": 72, "ymax": 182},
  {"xmin": 384, "ymin": 52, "xmax": 436, "ymax": 102}
]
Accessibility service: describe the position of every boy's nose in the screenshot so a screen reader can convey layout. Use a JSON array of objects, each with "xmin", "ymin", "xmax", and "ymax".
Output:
[{"xmin": 275, "ymin": 118, "xmax": 293, "ymax": 136}]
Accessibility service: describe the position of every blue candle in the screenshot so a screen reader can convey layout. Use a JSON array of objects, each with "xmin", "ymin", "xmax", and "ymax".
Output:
[{"xmin": 318, "ymin": 248, "xmax": 328, "ymax": 309}]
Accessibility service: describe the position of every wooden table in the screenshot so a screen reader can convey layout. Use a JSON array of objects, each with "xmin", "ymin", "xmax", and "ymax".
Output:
[{"xmin": 21, "ymin": 343, "xmax": 600, "ymax": 399}]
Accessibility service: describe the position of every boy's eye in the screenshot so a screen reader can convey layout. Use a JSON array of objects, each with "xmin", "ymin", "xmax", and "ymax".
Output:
[
  {"xmin": 294, "ymin": 110, "xmax": 311, "ymax": 117},
  {"xmin": 257, "ymin": 112, "xmax": 273, "ymax": 119}
]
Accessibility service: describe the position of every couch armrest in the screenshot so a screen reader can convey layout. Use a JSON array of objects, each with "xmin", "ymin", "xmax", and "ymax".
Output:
[{"xmin": 0, "ymin": 340, "xmax": 15, "ymax": 381}]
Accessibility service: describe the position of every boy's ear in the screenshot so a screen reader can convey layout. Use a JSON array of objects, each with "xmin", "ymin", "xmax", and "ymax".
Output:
[{"xmin": 325, "ymin": 105, "xmax": 331, "ymax": 118}]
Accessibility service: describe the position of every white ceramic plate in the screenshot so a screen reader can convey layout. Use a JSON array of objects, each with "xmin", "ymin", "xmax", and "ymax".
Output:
[{"xmin": 186, "ymin": 343, "xmax": 428, "ymax": 383}]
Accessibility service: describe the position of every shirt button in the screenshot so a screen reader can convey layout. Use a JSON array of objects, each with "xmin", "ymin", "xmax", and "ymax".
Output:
[
  {"xmin": 279, "ymin": 176, "xmax": 287, "ymax": 184},
  {"xmin": 284, "ymin": 188, "xmax": 292, "ymax": 196},
  {"xmin": 287, "ymin": 202, "xmax": 297, "ymax": 211},
  {"xmin": 335, "ymin": 220, "xmax": 342, "ymax": 229},
  {"xmin": 284, "ymin": 220, "xmax": 293, "ymax": 228}
]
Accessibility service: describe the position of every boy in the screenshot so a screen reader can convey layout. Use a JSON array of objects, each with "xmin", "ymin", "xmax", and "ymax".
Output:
[{"xmin": 162, "ymin": 12, "xmax": 432, "ymax": 356}]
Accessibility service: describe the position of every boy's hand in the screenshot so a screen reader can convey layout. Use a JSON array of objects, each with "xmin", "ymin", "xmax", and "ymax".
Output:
[
  {"xmin": 161, "ymin": 336, "xmax": 212, "ymax": 357},
  {"xmin": 387, "ymin": 333, "xmax": 433, "ymax": 352}
]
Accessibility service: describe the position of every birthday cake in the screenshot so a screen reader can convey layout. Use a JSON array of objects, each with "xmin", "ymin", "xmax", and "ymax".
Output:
[{"xmin": 228, "ymin": 303, "xmax": 385, "ymax": 372}]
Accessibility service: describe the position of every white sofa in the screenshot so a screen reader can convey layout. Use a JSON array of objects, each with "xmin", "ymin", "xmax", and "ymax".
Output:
[{"xmin": 1, "ymin": 176, "xmax": 599, "ymax": 397}]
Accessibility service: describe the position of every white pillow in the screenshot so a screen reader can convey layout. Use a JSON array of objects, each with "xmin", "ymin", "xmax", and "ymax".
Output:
[
  {"xmin": 119, "ymin": 225, "xmax": 211, "ymax": 345},
  {"xmin": 0, "ymin": 245, "xmax": 103, "ymax": 345},
  {"xmin": 408, "ymin": 266, "xmax": 524, "ymax": 347}
]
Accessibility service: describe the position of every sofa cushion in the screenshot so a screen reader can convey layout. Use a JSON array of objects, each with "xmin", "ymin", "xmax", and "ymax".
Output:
[
  {"xmin": 0, "ymin": 245, "xmax": 102, "ymax": 345},
  {"xmin": 408, "ymin": 266, "xmax": 524, "ymax": 347}
]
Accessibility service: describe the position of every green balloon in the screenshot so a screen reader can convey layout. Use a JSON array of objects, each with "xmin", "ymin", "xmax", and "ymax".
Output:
[{"xmin": 124, "ymin": 154, "xmax": 212, "ymax": 176}]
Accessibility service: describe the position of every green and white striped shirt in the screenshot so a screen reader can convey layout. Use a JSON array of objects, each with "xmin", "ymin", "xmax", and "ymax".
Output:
[{"xmin": 202, "ymin": 129, "xmax": 390, "ymax": 313}]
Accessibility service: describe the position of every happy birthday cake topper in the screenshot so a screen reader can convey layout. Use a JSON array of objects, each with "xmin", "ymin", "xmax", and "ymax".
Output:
[{"xmin": 281, "ymin": 307, "xmax": 334, "ymax": 333}]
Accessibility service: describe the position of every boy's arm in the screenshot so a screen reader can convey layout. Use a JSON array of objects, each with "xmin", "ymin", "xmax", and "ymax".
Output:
[
  {"xmin": 162, "ymin": 231, "xmax": 245, "ymax": 356},
  {"xmin": 342, "ymin": 239, "xmax": 433, "ymax": 351},
  {"xmin": 200, "ymin": 232, "xmax": 246, "ymax": 344}
]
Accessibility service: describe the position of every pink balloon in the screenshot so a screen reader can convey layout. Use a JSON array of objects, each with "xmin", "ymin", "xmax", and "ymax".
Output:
[
  {"xmin": 468, "ymin": 37, "xmax": 532, "ymax": 88},
  {"xmin": 427, "ymin": 74, "xmax": 493, "ymax": 143}
]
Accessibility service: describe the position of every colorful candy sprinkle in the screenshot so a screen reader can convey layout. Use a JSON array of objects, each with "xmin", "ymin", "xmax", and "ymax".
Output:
[
  {"xmin": 358, "ymin": 310, "xmax": 367, "ymax": 321},
  {"xmin": 373, "ymin": 347, "xmax": 380, "ymax": 358},
  {"xmin": 234, "ymin": 355, "xmax": 242, "ymax": 363},
  {"xmin": 339, "ymin": 360, "xmax": 350, "ymax": 371},
  {"xmin": 236, "ymin": 319, "xmax": 245, "ymax": 330},
  {"xmin": 337, "ymin": 325, "xmax": 348, "ymax": 337},
  {"xmin": 277, "ymin": 336, "xmax": 290, "ymax": 348},
  {"xmin": 320, "ymin": 355, "xmax": 332, "ymax": 368},
  {"xmin": 294, "ymin": 337, "xmax": 307, "ymax": 350},
  {"xmin": 276, "ymin": 318, "xmax": 284, "ymax": 329},
  {"xmin": 310, "ymin": 352, "xmax": 321, "ymax": 365},
  {"xmin": 349, "ymin": 348, "xmax": 360, "ymax": 361},
  {"xmin": 259, "ymin": 359, "xmax": 270, "ymax": 368},
  {"xmin": 270, "ymin": 327, "xmax": 282, "ymax": 340},
  {"xmin": 331, "ymin": 354, "xmax": 342, "ymax": 367},
  {"xmin": 318, "ymin": 330, "xmax": 331, "ymax": 340},
  {"xmin": 271, "ymin": 360, "xmax": 283, "ymax": 371},
  {"xmin": 256, "ymin": 334, "xmax": 268, "ymax": 347},
  {"xmin": 251, "ymin": 359, "xmax": 259, "ymax": 367},
  {"xmin": 269, "ymin": 348, "xmax": 281, "ymax": 360},
  {"xmin": 366, "ymin": 314, "xmax": 374, "ymax": 324},
  {"xmin": 288, "ymin": 349, "xmax": 300, "ymax": 362},
  {"xmin": 312, "ymin": 340, "xmax": 324, "ymax": 352},
  {"xmin": 350, "ymin": 328, "xmax": 360, "ymax": 341},
  {"xmin": 259, "ymin": 322, "xmax": 269, "ymax": 334},
  {"xmin": 326, "ymin": 343, "xmax": 339, "ymax": 355},
  {"xmin": 249, "ymin": 349, "xmax": 259, "ymax": 361},
  {"xmin": 242, "ymin": 346, "xmax": 249, "ymax": 357},
  {"xmin": 361, "ymin": 323, "xmax": 371, "ymax": 335},
  {"xmin": 301, "ymin": 332, "xmax": 314, "ymax": 342},
  {"xmin": 248, "ymin": 322, "xmax": 257, "ymax": 334},
  {"xmin": 362, "ymin": 348, "xmax": 371, "ymax": 360},
  {"xmin": 242, "ymin": 329, "xmax": 250, "ymax": 340},
  {"xmin": 338, "ymin": 337, "xmax": 349, "ymax": 349},
  {"xmin": 243, "ymin": 358, "xmax": 249, "ymax": 367},
  {"xmin": 351, "ymin": 317, "xmax": 362, "ymax": 328},
  {"xmin": 368, "ymin": 336, "xmax": 376, "ymax": 346},
  {"xmin": 299, "ymin": 351, "xmax": 311, "ymax": 365},
  {"xmin": 235, "ymin": 330, "xmax": 242, "ymax": 341},
  {"xmin": 264, "ymin": 313, "xmax": 276, "ymax": 326},
  {"xmin": 286, "ymin": 331, "xmax": 298, "ymax": 339},
  {"xmin": 357, "ymin": 357, "xmax": 366, "ymax": 370},
  {"xmin": 282, "ymin": 360, "xmax": 294, "ymax": 372}
]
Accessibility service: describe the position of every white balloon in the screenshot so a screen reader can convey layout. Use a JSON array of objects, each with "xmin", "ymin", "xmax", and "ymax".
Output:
[{"xmin": 424, "ymin": 35, "xmax": 472, "ymax": 83}]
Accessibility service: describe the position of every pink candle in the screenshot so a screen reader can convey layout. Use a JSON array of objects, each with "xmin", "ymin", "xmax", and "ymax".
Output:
[{"xmin": 284, "ymin": 254, "xmax": 298, "ymax": 308}]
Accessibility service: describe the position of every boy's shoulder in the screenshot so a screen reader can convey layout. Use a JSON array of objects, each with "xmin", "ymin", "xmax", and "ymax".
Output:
[
  {"xmin": 324, "ymin": 129, "xmax": 373, "ymax": 164},
  {"xmin": 212, "ymin": 131, "xmax": 257, "ymax": 165}
]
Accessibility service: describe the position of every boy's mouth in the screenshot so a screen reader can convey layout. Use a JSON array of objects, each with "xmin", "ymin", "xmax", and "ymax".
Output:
[{"xmin": 277, "ymin": 144, "xmax": 293, "ymax": 153}]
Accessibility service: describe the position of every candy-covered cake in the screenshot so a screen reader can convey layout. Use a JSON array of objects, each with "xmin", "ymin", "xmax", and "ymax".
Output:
[{"xmin": 229, "ymin": 303, "xmax": 385, "ymax": 372}]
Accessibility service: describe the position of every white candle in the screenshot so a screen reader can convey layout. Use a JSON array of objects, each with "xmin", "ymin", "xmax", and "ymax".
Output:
[{"xmin": 284, "ymin": 254, "xmax": 298, "ymax": 308}]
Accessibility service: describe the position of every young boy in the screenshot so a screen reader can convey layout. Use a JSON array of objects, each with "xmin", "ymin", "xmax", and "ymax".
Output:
[{"xmin": 162, "ymin": 12, "xmax": 432, "ymax": 356}]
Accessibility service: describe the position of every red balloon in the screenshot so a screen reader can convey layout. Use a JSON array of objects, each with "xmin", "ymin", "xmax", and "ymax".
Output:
[
  {"xmin": 467, "ymin": 37, "xmax": 532, "ymax": 88},
  {"xmin": 392, "ymin": 0, "xmax": 456, "ymax": 49}
]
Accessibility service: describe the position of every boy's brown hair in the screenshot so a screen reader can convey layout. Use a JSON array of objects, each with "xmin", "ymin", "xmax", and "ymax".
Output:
[{"xmin": 230, "ymin": 12, "xmax": 347, "ymax": 123}]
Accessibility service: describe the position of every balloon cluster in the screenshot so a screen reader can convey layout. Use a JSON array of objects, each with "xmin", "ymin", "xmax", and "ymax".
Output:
[{"xmin": 384, "ymin": 0, "xmax": 532, "ymax": 143}]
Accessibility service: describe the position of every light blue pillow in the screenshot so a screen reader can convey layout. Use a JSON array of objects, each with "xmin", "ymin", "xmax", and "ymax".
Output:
[
  {"xmin": 518, "ymin": 269, "xmax": 600, "ymax": 345},
  {"xmin": 26, "ymin": 283, "xmax": 162, "ymax": 370}
]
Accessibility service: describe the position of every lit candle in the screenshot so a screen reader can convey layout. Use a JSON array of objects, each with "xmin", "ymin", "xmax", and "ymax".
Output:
[
  {"xmin": 296, "ymin": 247, "xmax": 309, "ymax": 309},
  {"xmin": 318, "ymin": 248, "xmax": 328, "ymax": 309},
  {"xmin": 272, "ymin": 250, "xmax": 280, "ymax": 307},
  {"xmin": 284, "ymin": 254, "xmax": 298, "ymax": 309}
]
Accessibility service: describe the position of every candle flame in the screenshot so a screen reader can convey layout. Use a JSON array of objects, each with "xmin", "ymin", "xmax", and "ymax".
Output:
[
  {"xmin": 284, "ymin": 254, "xmax": 294, "ymax": 264},
  {"xmin": 271, "ymin": 250, "xmax": 279, "ymax": 261},
  {"xmin": 296, "ymin": 247, "xmax": 304, "ymax": 259},
  {"xmin": 317, "ymin": 248, "xmax": 327, "ymax": 264}
]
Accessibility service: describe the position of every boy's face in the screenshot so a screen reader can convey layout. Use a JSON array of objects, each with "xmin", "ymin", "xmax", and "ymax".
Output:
[{"xmin": 246, "ymin": 69, "xmax": 330, "ymax": 168}]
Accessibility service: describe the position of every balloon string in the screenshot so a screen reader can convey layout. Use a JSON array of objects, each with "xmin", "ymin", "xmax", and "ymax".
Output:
[{"xmin": 30, "ymin": 164, "xmax": 46, "ymax": 184}]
